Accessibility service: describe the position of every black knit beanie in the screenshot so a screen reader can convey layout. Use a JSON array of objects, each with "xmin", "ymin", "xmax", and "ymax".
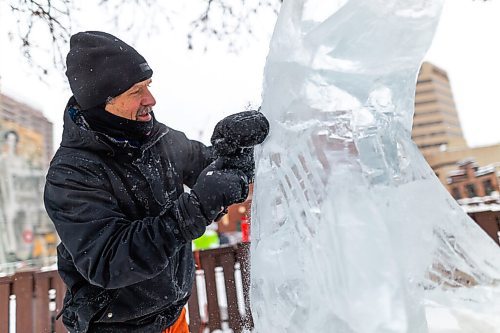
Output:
[{"xmin": 65, "ymin": 31, "xmax": 153, "ymax": 110}]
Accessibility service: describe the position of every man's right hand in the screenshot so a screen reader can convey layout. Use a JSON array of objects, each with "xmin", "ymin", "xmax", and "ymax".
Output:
[
  {"xmin": 173, "ymin": 160, "xmax": 249, "ymax": 242},
  {"xmin": 191, "ymin": 160, "xmax": 249, "ymax": 221}
]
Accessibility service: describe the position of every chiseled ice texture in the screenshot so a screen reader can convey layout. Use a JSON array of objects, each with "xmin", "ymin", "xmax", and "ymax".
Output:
[{"xmin": 251, "ymin": 1, "xmax": 500, "ymax": 332}]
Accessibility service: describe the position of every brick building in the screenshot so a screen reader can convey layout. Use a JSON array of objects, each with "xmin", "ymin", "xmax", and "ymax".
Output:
[
  {"xmin": 460, "ymin": 197, "xmax": 500, "ymax": 246},
  {"xmin": 447, "ymin": 159, "xmax": 500, "ymax": 200},
  {"xmin": 444, "ymin": 159, "xmax": 500, "ymax": 246},
  {"xmin": 0, "ymin": 93, "xmax": 53, "ymax": 168}
]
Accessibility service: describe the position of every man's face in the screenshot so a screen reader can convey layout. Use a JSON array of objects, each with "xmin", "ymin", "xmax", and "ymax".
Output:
[{"xmin": 105, "ymin": 79, "xmax": 156, "ymax": 121}]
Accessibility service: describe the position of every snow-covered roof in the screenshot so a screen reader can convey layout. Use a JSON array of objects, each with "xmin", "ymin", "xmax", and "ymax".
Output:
[
  {"xmin": 475, "ymin": 165, "xmax": 496, "ymax": 177},
  {"xmin": 447, "ymin": 160, "xmax": 499, "ymax": 181},
  {"xmin": 458, "ymin": 192, "xmax": 500, "ymax": 213},
  {"xmin": 447, "ymin": 170, "xmax": 465, "ymax": 177},
  {"xmin": 457, "ymin": 158, "xmax": 478, "ymax": 167},
  {"xmin": 461, "ymin": 204, "xmax": 500, "ymax": 213}
]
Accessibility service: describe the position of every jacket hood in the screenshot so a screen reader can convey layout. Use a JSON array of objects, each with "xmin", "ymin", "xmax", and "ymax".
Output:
[{"xmin": 61, "ymin": 97, "xmax": 168, "ymax": 156}]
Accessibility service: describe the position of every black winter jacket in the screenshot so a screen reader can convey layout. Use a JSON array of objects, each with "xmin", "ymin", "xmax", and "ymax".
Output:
[{"xmin": 44, "ymin": 98, "xmax": 213, "ymax": 333}]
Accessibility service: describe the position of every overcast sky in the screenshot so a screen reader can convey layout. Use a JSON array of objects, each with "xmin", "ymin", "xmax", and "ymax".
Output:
[{"xmin": 0, "ymin": 0, "xmax": 499, "ymax": 148}]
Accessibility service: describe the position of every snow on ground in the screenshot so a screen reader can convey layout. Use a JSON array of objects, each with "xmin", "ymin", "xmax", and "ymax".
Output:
[{"xmin": 426, "ymin": 285, "xmax": 500, "ymax": 333}]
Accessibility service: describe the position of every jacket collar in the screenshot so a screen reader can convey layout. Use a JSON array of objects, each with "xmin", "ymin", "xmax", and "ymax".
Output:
[{"xmin": 61, "ymin": 97, "xmax": 169, "ymax": 157}]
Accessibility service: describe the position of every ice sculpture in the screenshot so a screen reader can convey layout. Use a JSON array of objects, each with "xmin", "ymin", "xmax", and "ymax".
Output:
[{"xmin": 251, "ymin": 0, "xmax": 500, "ymax": 332}]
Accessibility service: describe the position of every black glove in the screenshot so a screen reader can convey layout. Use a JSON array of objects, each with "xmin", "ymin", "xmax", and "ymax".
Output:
[
  {"xmin": 172, "ymin": 160, "xmax": 249, "ymax": 242},
  {"xmin": 192, "ymin": 159, "xmax": 249, "ymax": 221},
  {"xmin": 173, "ymin": 193, "xmax": 209, "ymax": 242},
  {"xmin": 217, "ymin": 147, "xmax": 254, "ymax": 181},
  {"xmin": 211, "ymin": 110, "xmax": 269, "ymax": 180}
]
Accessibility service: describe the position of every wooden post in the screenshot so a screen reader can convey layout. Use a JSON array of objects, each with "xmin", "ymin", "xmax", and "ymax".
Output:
[
  {"xmin": 52, "ymin": 273, "xmax": 67, "ymax": 333},
  {"xmin": 201, "ymin": 253, "xmax": 221, "ymax": 331},
  {"xmin": 34, "ymin": 272, "xmax": 51, "ymax": 333},
  {"xmin": 220, "ymin": 249, "xmax": 241, "ymax": 332},
  {"xmin": 187, "ymin": 271, "xmax": 201, "ymax": 333},
  {"xmin": 13, "ymin": 270, "xmax": 34, "ymax": 333},
  {"xmin": 0, "ymin": 276, "xmax": 12, "ymax": 333}
]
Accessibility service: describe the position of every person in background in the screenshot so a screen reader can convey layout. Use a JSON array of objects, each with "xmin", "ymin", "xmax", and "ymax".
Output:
[
  {"xmin": 193, "ymin": 223, "xmax": 220, "ymax": 250},
  {"xmin": 44, "ymin": 31, "xmax": 269, "ymax": 333}
]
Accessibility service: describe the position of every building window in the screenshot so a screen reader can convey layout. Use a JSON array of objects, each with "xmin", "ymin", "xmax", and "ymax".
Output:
[
  {"xmin": 412, "ymin": 131, "xmax": 447, "ymax": 139},
  {"xmin": 451, "ymin": 187, "xmax": 461, "ymax": 200},
  {"xmin": 465, "ymin": 184, "xmax": 477, "ymax": 198},
  {"xmin": 417, "ymin": 142, "xmax": 447, "ymax": 149},
  {"xmin": 483, "ymin": 179, "xmax": 495, "ymax": 196},
  {"xmin": 417, "ymin": 79, "xmax": 432, "ymax": 84},
  {"xmin": 415, "ymin": 99, "xmax": 437, "ymax": 105},
  {"xmin": 413, "ymin": 120, "xmax": 443, "ymax": 128}
]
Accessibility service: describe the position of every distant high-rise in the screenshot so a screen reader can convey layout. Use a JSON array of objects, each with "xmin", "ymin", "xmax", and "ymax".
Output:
[
  {"xmin": 413, "ymin": 62, "xmax": 500, "ymax": 184},
  {"xmin": 0, "ymin": 93, "xmax": 53, "ymax": 167},
  {"xmin": 413, "ymin": 62, "xmax": 468, "ymax": 154}
]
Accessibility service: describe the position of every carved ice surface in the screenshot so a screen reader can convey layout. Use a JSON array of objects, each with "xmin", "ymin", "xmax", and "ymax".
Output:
[{"xmin": 251, "ymin": 0, "xmax": 500, "ymax": 332}]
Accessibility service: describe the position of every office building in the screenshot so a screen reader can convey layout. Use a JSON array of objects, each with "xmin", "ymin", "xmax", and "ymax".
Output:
[{"xmin": 413, "ymin": 62, "xmax": 468, "ymax": 154}]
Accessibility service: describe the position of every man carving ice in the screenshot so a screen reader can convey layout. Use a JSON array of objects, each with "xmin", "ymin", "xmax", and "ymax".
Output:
[{"xmin": 44, "ymin": 31, "xmax": 269, "ymax": 333}]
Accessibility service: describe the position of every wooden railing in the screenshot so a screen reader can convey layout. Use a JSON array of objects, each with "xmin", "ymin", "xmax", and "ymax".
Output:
[
  {"xmin": 0, "ymin": 269, "xmax": 66, "ymax": 333},
  {"xmin": 0, "ymin": 243, "xmax": 253, "ymax": 333},
  {"xmin": 189, "ymin": 243, "xmax": 253, "ymax": 333}
]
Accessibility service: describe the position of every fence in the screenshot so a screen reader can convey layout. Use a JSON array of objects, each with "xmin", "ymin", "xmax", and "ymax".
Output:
[{"xmin": 0, "ymin": 243, "xmax": 253, "ymax": 333}]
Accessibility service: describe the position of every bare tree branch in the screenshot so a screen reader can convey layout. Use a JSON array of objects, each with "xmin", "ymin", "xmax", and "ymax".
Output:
[
  {"xmin": 5, "ymin": 0, "xmax": 282, "ymax": 73},
  {"xmin": 8, "ymin": 0, "xmax": 73, "ymax": 78},
  {"xmin": 188, "ymin": 0, "xmax": 280, "ymax": 52},
  {"xmin": 8, "ymin": 0, "xmax": 490, "ymax": 76}
]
